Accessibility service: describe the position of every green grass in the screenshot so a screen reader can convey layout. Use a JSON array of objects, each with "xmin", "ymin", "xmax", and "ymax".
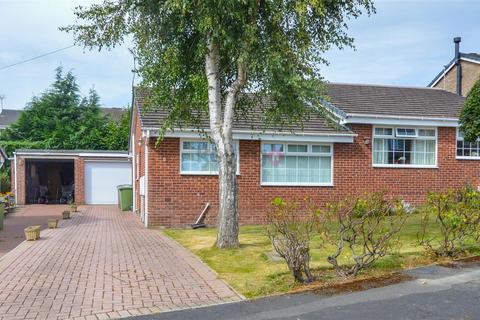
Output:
[{"xmin": 164, "ymin": 213, "xmax": 479, "ymax": 298}]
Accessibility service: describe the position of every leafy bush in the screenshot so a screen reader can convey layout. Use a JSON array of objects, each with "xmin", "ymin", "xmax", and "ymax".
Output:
[
  {"xmin": 0, "ymin": 169, "xmax": 10, "ymax": 193},
  {"xmin": 418, "ymin": 186, "xmax": 480, "ymax": 257},
  {"xmin": 266, "ymin": 197, "xmax": 320, "ymax": 283},
  {"xmin": 325, "ymin": 191, "xmax": 408, "ymax": 278}
]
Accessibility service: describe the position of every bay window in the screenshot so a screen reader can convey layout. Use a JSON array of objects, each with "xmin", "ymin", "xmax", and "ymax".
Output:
[
  {"xmin": 261, "ymin": 142, "xmax": 333, "ymax": 185},
  {"xmin": 180, "ymin": 140, "xmax": 239, "ymax": 174},
  {"xmin": 373, "ymin": 127, "xmax": 437, "ymax": 167},
  {"xmin": 456, "ymin": 129, "xmax": 480, "ymax": 159}
]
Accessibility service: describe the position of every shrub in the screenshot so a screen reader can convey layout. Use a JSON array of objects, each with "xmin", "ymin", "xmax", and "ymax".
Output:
[
  {"xmin": 418, "ymin": 186, "xmax": 480, "ymax": 257},
  {"xmin": 325, "ymin": 191, "xmax": 408, "ymax": 278},
  {"xmin": 266, "ymin": 197, "xmax": 320, "ymax": 283}
]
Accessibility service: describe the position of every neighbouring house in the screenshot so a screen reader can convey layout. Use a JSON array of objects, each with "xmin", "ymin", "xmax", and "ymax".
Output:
[
  {"xmin": 130, "ymin": 83, "xmax": 478, "ymax": 228},
  {"xmin": 429, "ymin": 37, "xmax": 480, "ymax": 96},
  {"xmin": 11, "ymin": 150, "xmax": 131, "ymax": 205},
  {"xmin": 0, "ymin": 106, "xmax": 126, "ymax": 130}
]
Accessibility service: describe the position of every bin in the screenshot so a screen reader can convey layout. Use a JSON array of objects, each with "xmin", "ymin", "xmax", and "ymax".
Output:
[{"xmin": 117, "ymin": 185, "xmax": 133, "ymax": 211}]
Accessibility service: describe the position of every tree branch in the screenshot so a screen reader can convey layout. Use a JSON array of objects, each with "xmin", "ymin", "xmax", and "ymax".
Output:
[{"xmin": 223, "ymin": 61, "xmax": 246, "ymax": 141}]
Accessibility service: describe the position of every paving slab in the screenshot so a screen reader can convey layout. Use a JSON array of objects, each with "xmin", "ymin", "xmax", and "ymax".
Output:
[{"xmin": 0, "ymin": 205, "xmax": 241, "ymax": 320}]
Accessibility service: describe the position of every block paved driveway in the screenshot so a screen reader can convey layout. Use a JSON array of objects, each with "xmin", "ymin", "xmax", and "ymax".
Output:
[{"xmin": 0, "ymin": 205, "xmax": 241, "ymax": 320}]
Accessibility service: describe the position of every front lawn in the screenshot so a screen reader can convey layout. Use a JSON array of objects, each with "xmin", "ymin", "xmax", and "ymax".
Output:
[{"xmin": 164, "ymin": 213, "xmax": 479, "ymax": 298}]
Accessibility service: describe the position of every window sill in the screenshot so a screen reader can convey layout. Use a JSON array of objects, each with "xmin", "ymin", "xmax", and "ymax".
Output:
[
  {"xmin": 261, "ymin": 182, "xmax": 333, "ymax": 187},
  {"xmin": 372, "ymin": 164, "xmax": 438, "ymax": 169},
  {"xmin": 456, "ymin": 156, "xmax": 480, "ymax": 160},
  {"xmin": 180, "ymin": 172, "xmax": 241, "ymax": 176}
]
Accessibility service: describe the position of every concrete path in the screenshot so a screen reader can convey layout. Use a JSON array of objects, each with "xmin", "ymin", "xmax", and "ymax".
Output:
[
  {"xmin": 0, "ymin": 205, "xmax": 68, "ymax": 257},
  {"xmin": 0, "ymin": 205, "xmax": 241, "ymax": 320},
  {"xmin": 127, "ymin": 265, "xmax": 480, "ymax": 320}
]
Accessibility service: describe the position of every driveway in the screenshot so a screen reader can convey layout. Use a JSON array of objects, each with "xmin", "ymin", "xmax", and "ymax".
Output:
[
  {"xmin": 0, "ymin": 205, "xmax": 68, "ymax": 257},
  {"xmin": 127, "ymin": 265, "xmax": 480, "ymax": 320},
  {"xmin": 0, "ymin": 205, "xmax": 241, "ymax": 320}
]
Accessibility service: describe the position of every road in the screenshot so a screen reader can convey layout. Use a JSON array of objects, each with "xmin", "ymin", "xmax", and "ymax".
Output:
[{"xmin": 127, "ymin": 264, "xmax": 480, "ymax": 320}]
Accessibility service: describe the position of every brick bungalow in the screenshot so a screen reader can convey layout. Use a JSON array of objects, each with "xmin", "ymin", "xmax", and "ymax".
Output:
[{"xmin": 130, "ymin": 82, "xmax": 480, "ymax": 228}]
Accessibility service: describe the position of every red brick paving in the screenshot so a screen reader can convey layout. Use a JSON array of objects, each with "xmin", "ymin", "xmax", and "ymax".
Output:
[
  {"xmin": 0, "ymin": 205, "xmax": 68, "ymax": 257},
  {"xmin": 0, "ymin": 205, "xmax": 241, "ymax": 320}
]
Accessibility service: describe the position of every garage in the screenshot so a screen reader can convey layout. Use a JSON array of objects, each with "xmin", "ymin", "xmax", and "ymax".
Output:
[
  {"xmin": 12, "ymin": 150, "xmax": 131, "ymax": 206},
  {"xmin": 85, "ymin": 161, "xmax": 131, "ymax": 204},
  {"xmin": 25, "ymin": 159, "xmax": 75, "ymax": 204}
]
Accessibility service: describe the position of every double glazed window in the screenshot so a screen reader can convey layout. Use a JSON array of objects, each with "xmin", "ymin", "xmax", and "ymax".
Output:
[
  {"xmin": 180, "ymin": 140, "xmax": 239, "ymax": 174},
  {"xmin": 261, "ymin": 143, "xmax": 333, "ymax": 185},
  {"xmin": 373, "ymin": 127, "xmax": 436, "ymax": 166},
  {"xmin": 456, "ymin": 130, "xmax": 480, "ymax": 158}
]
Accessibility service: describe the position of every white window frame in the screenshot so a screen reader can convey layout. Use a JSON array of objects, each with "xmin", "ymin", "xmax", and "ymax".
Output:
[
  {"xmin": 180, "ymin": 139, "xmax": 240, "ymax": 175},
  {"xmin": 260, "ymin": 142, "xmax": 334, "ymax": 186},
  {"xmin": 456, "ymin": 128, "xmax": 480, "ymax": 160},
  {"xmin": 372, "ymin": 126, "xmax": 438, "ymax": 168}
]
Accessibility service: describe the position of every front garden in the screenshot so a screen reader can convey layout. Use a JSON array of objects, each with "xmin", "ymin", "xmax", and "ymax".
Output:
[{"xmin": 166, "ymin": 186, "xmax": 480, "ymax": 298}]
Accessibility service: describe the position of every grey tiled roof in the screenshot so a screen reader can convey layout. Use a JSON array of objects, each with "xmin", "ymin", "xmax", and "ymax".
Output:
[
  {"xmin": 134, "ymin": 88, "xmax": 351, "ymax": 134},
  {"xmin": 0, "ymin": 109, "xmax": 21, "ymax": 127},
  {"xmin": 135, "ymin": 83, "xmax": 465, "ymax": 133},
  {"xmin": 325, "ymin": 83, "xmax": 465, "ymax": 118},
  {"xmin": 102, "ymin": 107, "xmax": 126, "ymax": 122},
  {"xmin": 428, "ymin": 52, "xmax": 480, "ymax": 87}
]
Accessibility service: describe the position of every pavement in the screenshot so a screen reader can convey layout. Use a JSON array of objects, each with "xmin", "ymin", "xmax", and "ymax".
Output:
[
  {"xmin": 0, "ymin": 205, "xmax": 68, "ymax": 257},
  {"xmin": 125, "ymin": 264, "xmax": 480, "ymax": 320},
  {"xmin": 0, "ymin": 205, "xmax": 241, "ymax": 320}
]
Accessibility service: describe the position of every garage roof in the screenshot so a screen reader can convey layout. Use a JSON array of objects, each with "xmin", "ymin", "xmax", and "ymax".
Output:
[{"xmin": 15, "ymin": 150, "xmax": 129, "ymax": 158}]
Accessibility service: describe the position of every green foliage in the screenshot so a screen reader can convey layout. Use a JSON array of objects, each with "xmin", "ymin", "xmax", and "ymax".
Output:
[
  {"xmin": 418, "ymin": 186, "xmax": 480, "ymax": 257},
  {"xmin": 0, "ymin": 68, "xmax": 130, "ymax": 154},
  {"xmin": 63, "ymin": 0, "xmax": 375, "ymax": 132},
  {"xmin": 103, "ymin": 108, "xmax": 131, "ymax": 150},
  {"xmin": 459, "ymin": 78, "xmax": 480, "ymax": 142},
  {"xmin": 324, "ymin": 191, "xmax": 408, "ymax": 278},
  {"xmin": 266, "ymin": 197, "xmax": 320, "ymax": 283},
  {"xmin": 0, "ymin": 168, "xmax": 10, "ymax": 193}
]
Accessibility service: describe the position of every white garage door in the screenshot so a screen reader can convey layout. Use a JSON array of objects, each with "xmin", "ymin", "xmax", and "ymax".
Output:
[{"xmin": 84, "ymin": 161, "xmax": 132, "ymax": 204}]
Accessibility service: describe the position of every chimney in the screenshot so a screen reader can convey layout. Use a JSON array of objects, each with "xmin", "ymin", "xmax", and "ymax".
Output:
[
  {"xmin": 0, "ymin": 95, "xmax": 4, "ymax": 114},
  {"xmin": 454, "ymin": 37, "xmax": 462, "ymax": 95}
]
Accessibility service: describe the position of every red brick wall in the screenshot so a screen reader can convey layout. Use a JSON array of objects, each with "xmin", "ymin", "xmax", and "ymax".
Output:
[
  {"xmin": 74, "ymin": 158, "xmax": 85, "ymax": 205},
  {"xmin": 143, "ymin": 125, "xmax": 480, "ymax": 227},
  {"xmin": 15, "ymin": 157, "xmax": 26, "ymax": 205}
]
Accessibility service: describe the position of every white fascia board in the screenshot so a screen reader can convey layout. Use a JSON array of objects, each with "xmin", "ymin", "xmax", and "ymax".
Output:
[
  {"xmin": 343, "ymin": 114, "xmax": 459, "ymax": 127},
  {"xmin": 143, "ymin": 128, "xmax": 356, "ymax": 143},
  {"xmin": 15, "ymin": 151, "xmax": 130, "ymax": 159},
  {"xmin": 78, "ymin": 153, "xmax": 130, "ymax": 158}
]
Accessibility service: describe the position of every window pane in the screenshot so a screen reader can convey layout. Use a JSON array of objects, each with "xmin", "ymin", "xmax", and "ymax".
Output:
[
  {"xmin": 261, "ymin": 146, "xmax": 332, "ymax": 184},
  {"xmin": 183, "ymin": 141, "xmax": 208, "ymax": 150},
  {"xmin": 287, "ymin": 144, "xmax": 308, "ymax": 153},
  {"xmin": 181, "ymin": 153, "xmax": 191, "ymax": 171},
  {"xmin": 418, "ymin": 129, "xmax": 435, "ymax": 137},
  {"xmin": 396, "ymin": 128, "xmax": 416, "ymax": 137},
  {"xmin": 312, "ymin": 145, "xmax": 331, "ymax": 153},
  {"xmin": 262, "ymin": 143, "xmax": 283, "ymax": 153},
  {"xmin": 375, "ymin": 128, "xmax": 393, "ymax": 136}
]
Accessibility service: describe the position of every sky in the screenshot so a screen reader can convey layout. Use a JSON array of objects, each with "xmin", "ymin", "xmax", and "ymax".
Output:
[{"xmin": 0, "ymin": 0, "xmax": 479, "ymax": 110}]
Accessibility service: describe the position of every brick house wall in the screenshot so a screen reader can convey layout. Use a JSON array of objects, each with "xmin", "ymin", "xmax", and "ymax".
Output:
[
  {"xmin": 74, "ymin": 158, "xmax": 85, "ymax": 205},
  {"xmin": 141, "ymin": 124, "xmax": 480, "ymax": 227},
  {"xmin": 432, "ymin": 60, "xmax": 480, "ymax": 96}
]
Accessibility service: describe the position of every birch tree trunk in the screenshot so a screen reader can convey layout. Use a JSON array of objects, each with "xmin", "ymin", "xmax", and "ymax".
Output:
[{"xmin": 205, "ymin": 41, "xmax": 245, "ymax": 248}]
